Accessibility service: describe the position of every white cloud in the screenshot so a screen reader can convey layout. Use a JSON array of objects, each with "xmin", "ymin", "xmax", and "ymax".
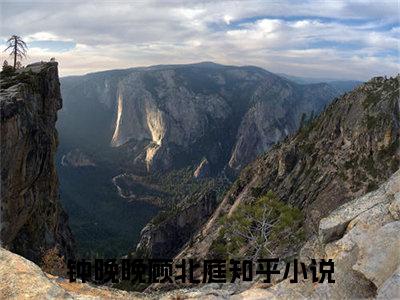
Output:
[
  {"xmin": 24, "ymin": 32, "xmax": 73, "ymax": 42},
  {"xmin": 224, "ymin": 15, "xmax": 232, "ymax": 25},
  {"xmin": 0, "ymin": 0, "xmax": 398, "ymax": 79}
]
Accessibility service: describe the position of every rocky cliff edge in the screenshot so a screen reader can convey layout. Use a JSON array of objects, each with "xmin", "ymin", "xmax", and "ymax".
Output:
[{"xmin": 0, "ymin": 62, "xmax": 74, "ymax": 264}]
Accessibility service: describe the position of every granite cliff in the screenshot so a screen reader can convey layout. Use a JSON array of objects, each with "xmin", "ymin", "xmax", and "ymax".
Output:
[
  {"xmin": 0, "ymin": 62, "xmax": 74, "ymax": 264},
  {"xmin": 60, "ymin": 62, "xmax": 345, "ymax": 174},
  {"xmin": 161, "ymin": 169, "xmax": 400, "ymax": 299},
  {"xmin": 136, "ymin": 190, "xmax": 218, "ymax": 258},
  {"xmin": 177, "ymin": 75, "xmax": 399, "ymax": 262}
]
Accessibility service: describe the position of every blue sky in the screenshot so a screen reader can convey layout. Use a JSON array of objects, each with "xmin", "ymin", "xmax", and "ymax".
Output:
[{"xmin": 0, "ymin": 0, "xmax": 399, "ymax": 79}]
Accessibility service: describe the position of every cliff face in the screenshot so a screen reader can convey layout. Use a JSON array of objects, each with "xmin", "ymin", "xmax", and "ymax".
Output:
[
  {"xmin": 178, "ymin": 75, "xmax": 399, "ymax": 261},
  {"xmin": 236, "ymin": 170, "xmax": 400, "ymax": 299},
  {"xmin": 136, "ymin": 190, "xmax": 218, "ymax": 258},
  {"xmin": 164, "ymin": 170, "xmax": 400, "ymax": 299},
  {"xmin": 59, "ymin": 63, "xmax": 351, "ymax": 257},
  {"xmin": 60, "ymin": 62, "xmax": 345, "ymax": 174},
  {"xmin": 228, "ymin": 81, "xmax": 337, "ymax": 170},
  {"xmin": 0, "ymin": 62, "xmax": 74, "ymax": 264}
]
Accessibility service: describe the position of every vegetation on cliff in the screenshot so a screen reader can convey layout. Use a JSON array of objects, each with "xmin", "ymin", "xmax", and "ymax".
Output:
[{"xmin": 212, "ymin": 191, "xmax": 304, "ymax": 260}]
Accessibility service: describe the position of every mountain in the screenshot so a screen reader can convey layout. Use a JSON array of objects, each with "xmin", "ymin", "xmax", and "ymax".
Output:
[
  {"xmin": 58, "ymin": 62, "xmax": 355, "ymax": 256},
  {"xmin": 278, "ymin": 72, "xmax": 361, "ymax": 86},
  {"xmin": 278, "ymin": 73, "xmax": 362, "ymax": 95},
  {"xmin": 0, "ymin": 62, "xmax": 74, "ymax": 264},
  {"xmin": 166, "ymin": 170, "xmax": 400, "ymax": 298},
  {"xmin": 59, "ymin": 62, "xmax": 348, "ymax": 173},
  {"xmin": 174, "ymin": 75, "xmax": 399, "ymax": 263}
]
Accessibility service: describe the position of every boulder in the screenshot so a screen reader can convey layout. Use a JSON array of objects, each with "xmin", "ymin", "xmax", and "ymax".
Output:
[{"xmin": 0, "ymin": 247, "xmax": 145, "ymax": 299}]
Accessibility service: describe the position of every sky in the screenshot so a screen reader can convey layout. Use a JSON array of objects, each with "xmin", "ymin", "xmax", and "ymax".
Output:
[{"xmin": 0, "ymin": 0, "xmax": 399, "ymax": 79}]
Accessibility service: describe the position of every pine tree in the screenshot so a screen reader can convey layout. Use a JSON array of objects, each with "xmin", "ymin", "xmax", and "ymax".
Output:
[
  {"xmin": 4, "ymin": 35, "xmax": 28, "ymax": 70},
  {"xmin": 2, "ymin": 60, "xmax": 14, "ymax": 76}
]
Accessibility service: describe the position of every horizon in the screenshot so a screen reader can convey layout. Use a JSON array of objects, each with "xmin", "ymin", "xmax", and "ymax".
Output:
[
  {"xmin": 57, "ymin": 60, "xmax": 364, "ymax": 81},
  {"xmin": 1, "ymin": 0, "xmax": 399, "ymax": 79}
]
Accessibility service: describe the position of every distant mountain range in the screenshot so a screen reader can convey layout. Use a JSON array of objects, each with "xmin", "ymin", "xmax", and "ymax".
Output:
[
  {"xmin": 278, "ymin": 73, "xmax": 362, "ymax": 95},
  {"xmin": 278, "ymin": 72, "xmax": 361, "ymax": 84},
  {"xmin": 59, "ymin": 62, "xmax": 358, "ymax": 173}
]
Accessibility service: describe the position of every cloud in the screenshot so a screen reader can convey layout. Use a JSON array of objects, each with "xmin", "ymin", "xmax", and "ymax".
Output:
[
  {"xmin": 0, "ymin": 0, "xmax": 398, "ymax": 79},
  {"xmin": 24, "ymin": 32, "xmax": 73, "ymax": 42}
]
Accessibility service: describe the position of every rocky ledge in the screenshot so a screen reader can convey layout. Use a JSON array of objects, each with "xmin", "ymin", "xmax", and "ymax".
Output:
[{"xmin": 0, "ymin": 247, "xmax": 144, "ymax": 299}]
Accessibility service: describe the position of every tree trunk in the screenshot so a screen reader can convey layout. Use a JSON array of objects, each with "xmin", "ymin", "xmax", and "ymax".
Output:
[{"xmin": 13, "ymin": 37, "xmax": 17, "ymax": 70}]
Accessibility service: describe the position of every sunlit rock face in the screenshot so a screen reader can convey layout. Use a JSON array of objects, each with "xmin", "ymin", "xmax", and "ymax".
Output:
[
  {"xmin": 60, "ymin": 62, "xmax": 348, "ymax": 174},
  {"xmin": 108, "ymin": 69, "xmax": 231, "ymax": 172}
]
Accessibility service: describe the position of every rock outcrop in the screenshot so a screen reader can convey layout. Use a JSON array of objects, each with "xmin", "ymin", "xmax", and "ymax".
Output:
[
  {"xmin": 193, "ymin": 158, "xmax": 210, "ymax": 178},
  {"xmin": 0, "ymin": 247, "xmax": 144, "ymax": 299},
  {"xmin": 230, "ymin": 169, "xmax": 400, "ymax": 299},
  {"xmin": 0, "ymin": 62, "xmax": 74, "ymax": 264},
  {"xmin": 136, "ymin": 190, "xmax": 218, "ymax": 258},
  {"xmin": 61, "ymin": 149, "xmax": 96, "ymax": 167}
]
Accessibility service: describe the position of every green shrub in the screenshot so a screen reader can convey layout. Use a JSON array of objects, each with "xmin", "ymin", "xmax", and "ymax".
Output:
[
  {"xmin": 365, "ymin": 114, "xmax": 379, "ymax": 130},
  {"xmin": 212, "ymin": 191, "xmax": 304, "ymax": 260},
  {"xmin": 1, "ymin": 64, "xmax": 15, "ymax": 77},
  {"xmin": 366, "ymin": 182, "xmax": 378, "ymax": 192},
  {"xmin": 344, "ymin": 159, "xmax": 355, "ymax": 170},
  {"xmin": 363, "ymin": 156, "xmax": 377, "ymax": 178},
  {"xmin": 362, "ymin": 92, "xmax": 380, "ymax": 109}
]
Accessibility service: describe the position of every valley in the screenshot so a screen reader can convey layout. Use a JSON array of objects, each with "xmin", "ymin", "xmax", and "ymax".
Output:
[{"xmin": 56, "ymin": 62, "xmax": 360, "ymax": 257}]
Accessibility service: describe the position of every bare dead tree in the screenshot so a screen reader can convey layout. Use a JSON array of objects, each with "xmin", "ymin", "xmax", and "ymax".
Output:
[{"xmin": 4, "ymin": 35, "xmax": 28, "ymax": 70}]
